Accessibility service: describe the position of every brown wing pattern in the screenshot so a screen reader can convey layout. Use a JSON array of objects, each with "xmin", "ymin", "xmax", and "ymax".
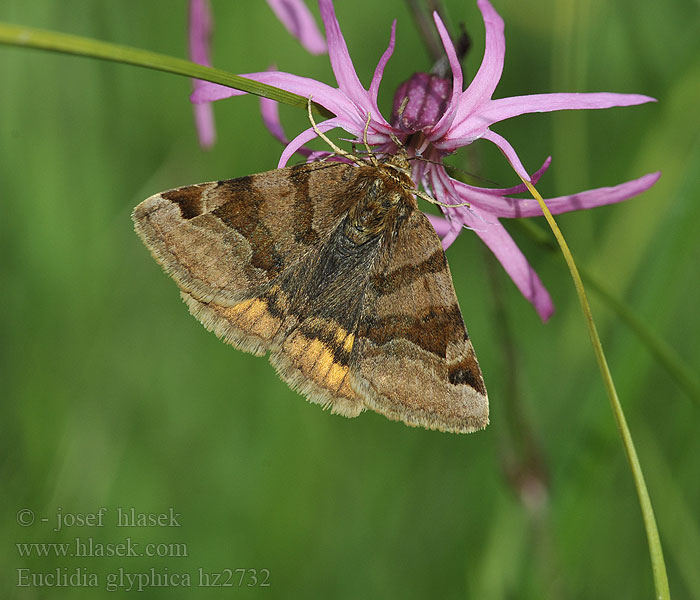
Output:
[
  {"xmin": 179, "ymin": 225, "xmax": 369, "ymax": 416},
  {"xmin": 132, "ymin": 161, "xmax": 357, "ymax": 306},
  {"xmin": 134, "ymin": 157, "xmax": 488, "ymax": 433},
  {"xmin": 134, "ymin": 162, "xmax": 370, "ymax": 415},
  {"xmin": 349, "ymin": 211, "xmax": 488, "ymax": 433}
]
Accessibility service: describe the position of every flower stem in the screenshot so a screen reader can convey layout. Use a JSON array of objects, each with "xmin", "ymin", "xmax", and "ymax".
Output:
[
  {"xmin": 521, "ymin": 178, "xmax": 671, "ymax": 600},
  {"xmin": 0, "ymin": 21, "xmax": 332, "ymax": 117}
]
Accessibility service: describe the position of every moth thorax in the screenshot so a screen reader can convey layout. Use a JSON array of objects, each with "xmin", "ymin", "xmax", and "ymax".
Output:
[
  {"xmin": 383, "ymin": 151, "xmax": 411, "ymax": 173},
  {"xmin": 381, "ymin": 152, "xmax": 415, "ymax": 185},
  {"xmin": 345, "ymin": 176, "xmax": 412, "ymax": 246}
]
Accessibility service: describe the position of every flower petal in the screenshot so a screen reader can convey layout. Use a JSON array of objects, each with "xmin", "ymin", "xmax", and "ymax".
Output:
[
  {"xmin": 453, "ymin": 0, "xmax": 505, "ymax": 116},
  {"xmin": 429, "ymin": 12, "xmax": 464, "ymax": 139},
  {"xmin": 452, "ymin": 171, "xmax": 661, "ymax": 218},
  {"xmin": 426, "ymin": 164, "xmax": 466, "ymax": 250},
  {"xmin": 464, "ymin": 205, "xmax": 554, "ymax": 320},
  {"xmin": 481, "ymin": 129, "xmax": 531, "ymax": 181},
  {"xmin": 189, "ymin": 0, "xmax": 212, "ymax": 66},
  {"xmin": 478, "ymin": 92, "xmax": 657, "ymax": 126},
  {"xmin": 425, "ymin": 214, "xmax": 451, "ymax": 238},
  {"xmin": 369, "ymin": 21, "xmax": 397, "ymax": 106},
  {"xmin": 260, "ymin": 96, "xmax": 318, "ymax": 157},
  {"xmin": 277, "ymin": 116, "xmax": 344, "ymax": 167},
  {"xmin": 447, "ymin": 92, "xmax": 657, "ymax": 142},
  {"xmin": 259, "ymin": 97, "xmax": 286, "ymax": 145},
  {"xmin": 440, "ymin": 221, "xmax": 463, "ymax": 250},
  {"xmin": 188, "ymin": 0, "xmax": 216, "ymax": 147},
  {"xmin": 192, "ymin": 102, "xmax": 216, "ymax": 148},
  {"xmin": 190, "ymin": 71, "xmax": 358, "ymax": 120},
  {"xmin": 461, "ymin": 156, "xmax": 552, "ymax": 196},
  {"xmin": 427, "ymin": 165, "xmax": 553, "ymax": 320},
  {"xmin": 318, "ymin": 0, "xmax": 374, "ymax": 113},
  {"xmin": 266, "ymin": 0, "xmax": 327, "ymax": 55}
]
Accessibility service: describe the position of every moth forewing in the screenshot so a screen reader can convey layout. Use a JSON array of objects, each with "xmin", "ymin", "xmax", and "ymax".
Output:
[{"xmin": 132, "ymin": 154, "xmax": 488, "ymax": 433}]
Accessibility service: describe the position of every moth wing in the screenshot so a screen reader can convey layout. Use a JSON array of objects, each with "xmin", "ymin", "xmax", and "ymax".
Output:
[
  {"xmin": 180, "ymin": 283, "xmax": 289, "ymax": 358},
  {"xmin": 350, "ymin": 211, "xmax": 489, "ymax": 433},
  {"xmin": 269, "ymin": 315, "xmax": 365, "ymax": 420},
  {"xmin": 262, "ymin": 216, "xmax": 377, "ymax": 418},
  {"xmin": 182, "ymin": 219, "xmax": 366, "ymax": 414},
  {"xmin": 132, "ymin": 161, "xmax": 357, "ymax": 306}
]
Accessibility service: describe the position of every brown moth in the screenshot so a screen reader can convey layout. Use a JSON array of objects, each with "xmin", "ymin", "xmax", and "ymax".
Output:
[{"xmin": 132, "ymin": 152, "xmax": 488, "ymax": 433}]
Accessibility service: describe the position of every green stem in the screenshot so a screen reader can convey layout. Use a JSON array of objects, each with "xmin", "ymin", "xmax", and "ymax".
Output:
[
  {"xmin": 516, "ymin": 219, "xmax": 700, "ymax": 406},
  {"xmin": 0, "ymin": 21, "xmax": 332, "ymax": 117},
  {"xmin": 520, "ymin": 178, "xmax": 671, "ymax": 600}
]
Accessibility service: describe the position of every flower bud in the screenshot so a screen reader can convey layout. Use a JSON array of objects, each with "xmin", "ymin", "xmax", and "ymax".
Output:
[{"xmin": 390, "ymin": 73, "xmax": 452, "ymax": 133}]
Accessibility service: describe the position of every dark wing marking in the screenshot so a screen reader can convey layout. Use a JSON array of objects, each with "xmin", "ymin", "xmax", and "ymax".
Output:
[
  {"xmin": 349, "ymin": 211, "xmax": 488, "ymax": 433},
  {"xmin": 268, "ymin": 214, "xmax": 383, "ymax": 417},
  {"xmin": 132, "ymin": 161, "xmax": 357, "ymax": 306}
]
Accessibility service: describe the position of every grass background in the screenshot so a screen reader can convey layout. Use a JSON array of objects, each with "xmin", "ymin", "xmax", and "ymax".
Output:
[{"xmin": 1, "ymin": 0, "xmax": 699, "ymax": 598}]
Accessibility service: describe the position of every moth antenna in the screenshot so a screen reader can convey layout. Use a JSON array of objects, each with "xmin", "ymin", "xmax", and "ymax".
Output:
[
  {"xmin": 389, "ymin": 133, "xmax": 404, "ymax": 148},
  {"xmin": 362, "ymin": 112, "xmax": 379, "ymax": 166},
  {"xmin": 306, "ymin": 97, "xmax": 363, "ymax": 166},
  {"xmin": 407, "ymin": 155, "xmax": 438, "ymax": 165},
  {"xmin": 406, "ymin": 156, "xmax": 502, "ymax": 187},
  {"xmin": 412, "ymin": 187, "xmax": 472, "ymax": 209},
  {"xmin": 315, "ymin": 152, "xmax": 339, "ymax": 162}
]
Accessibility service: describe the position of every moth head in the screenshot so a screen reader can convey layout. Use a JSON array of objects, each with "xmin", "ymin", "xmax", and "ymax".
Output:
[
  {"xmin": 378, "ymin": 150, "xmax": 416, "ymax": 196},
  {"xmin": 383, "ymin": 150, "xmax": 411, "ymax": 175}
]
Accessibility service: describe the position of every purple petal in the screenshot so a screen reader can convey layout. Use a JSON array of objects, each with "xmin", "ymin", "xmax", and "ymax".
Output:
[
  {"xmin": 478, "ymin": 92, "xmax": 657, "ymax": 125},
  {"xmin": 481, "ymin": 129, "xmax": 531, "ymax": 181},
  {"xmin": 452, "ymin": 171, "xmax": 661, "ymax": 218},
  {"xmin": 426, "ymin": 214, "xmax": 451, "ymax": 238},
  {"xmin": 259, "ymin": 97, "xmax": 288, "ymax": 143},
  {"xmin": 427, "ymin": 166, "xmax": 553, "ymax": 320},
  {"xmin": 429, "ymin": 13, "xmax": 464, "ymax": 139},
  {"xmin": 464, "ymin": 205, "xmax": 554, "ymax": 320},
  {"xmin": 426, "ymin": 165, "xmax": 465, "ymax": 250},
  {"xmin": 188, "ymin": 0, "xmax": 217, "ymax": 148},
  {"xmin": 429, "ymin": 161, "xmax": 462, "ymax": 204},
  {"xmin": 190, "ymin": 72, "xmax": 359, "ymax": 123},
  {"xmin": 190, "ymin": 80, "xmax": 243, "ymax": 102},
  {"xmin": 464, "ymin": 156, "xmax": 552, "ymax": 195},
  {"xmin": 318, "ymin": 0, "xmax": 374, "ymax": 113},
  {"xmin": 266, "ymin": 0, "xmax": 327, "ymax": 55},
  {"xmin": 453, "ymin": 0, "xmax": 506, "ymax": 117},
  {"xmin": 189, "ymin": 0, "xmax": 213, "ymax": 65},
  {"xmin": 440, "ymin": 221, "xmax": 463, "ymax": 250},
  {"xmin": 369, "ymin": 21, "xmax": 397, "ymax": 105},
  {"xmin": 260, "ymin": 96, "xmax": 316, "ymax": 157},
  {"xmin": 192, "ymin": 103, "xmax": 216, "ymax": 148},
  {"xmin": 447, "ymin": 92, "xmax": 657, "ymax": 142},
  {"xmin": 411, "ymin": 154, "xmax": 429, "ymax": 189},
  {"xmin": 305, "ymin": 150, "xmax": 336, "ymax": 162},
  {"xmin": 277, "ymin": 117, "xmax": 344, "ymax": 167}
]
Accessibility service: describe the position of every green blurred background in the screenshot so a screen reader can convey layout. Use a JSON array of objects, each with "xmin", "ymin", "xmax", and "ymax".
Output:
[{"xmin": 1, "ymin": 1, "xmax": 698, "ymax": 598}]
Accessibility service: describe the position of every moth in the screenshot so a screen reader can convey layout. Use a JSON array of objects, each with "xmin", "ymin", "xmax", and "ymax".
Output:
[{"xmin": 132, "ymin": 151, "xmax": 488, "ymax": 433}]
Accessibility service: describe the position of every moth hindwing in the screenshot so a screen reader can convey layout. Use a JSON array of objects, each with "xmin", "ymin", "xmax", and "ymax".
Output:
[{"xmin": 132, "ymin": 155, "xmax": 488, "ymax": 433}]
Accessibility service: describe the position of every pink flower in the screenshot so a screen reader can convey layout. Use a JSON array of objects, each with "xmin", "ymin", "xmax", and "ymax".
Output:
[
  {"xmin": 266, "ymin": 0, "xmax": 327, "ymax": 55},
  {"xmin": 189, "ymin": 0, "xmax": 659, "ymax": 321},
  {"xmin": 188, "ymin": 0, "xmax": 216, "ymax": 148},
  {"xmin": 188, "ymin": 0, "xmax": 326, "ymax": 148}
]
